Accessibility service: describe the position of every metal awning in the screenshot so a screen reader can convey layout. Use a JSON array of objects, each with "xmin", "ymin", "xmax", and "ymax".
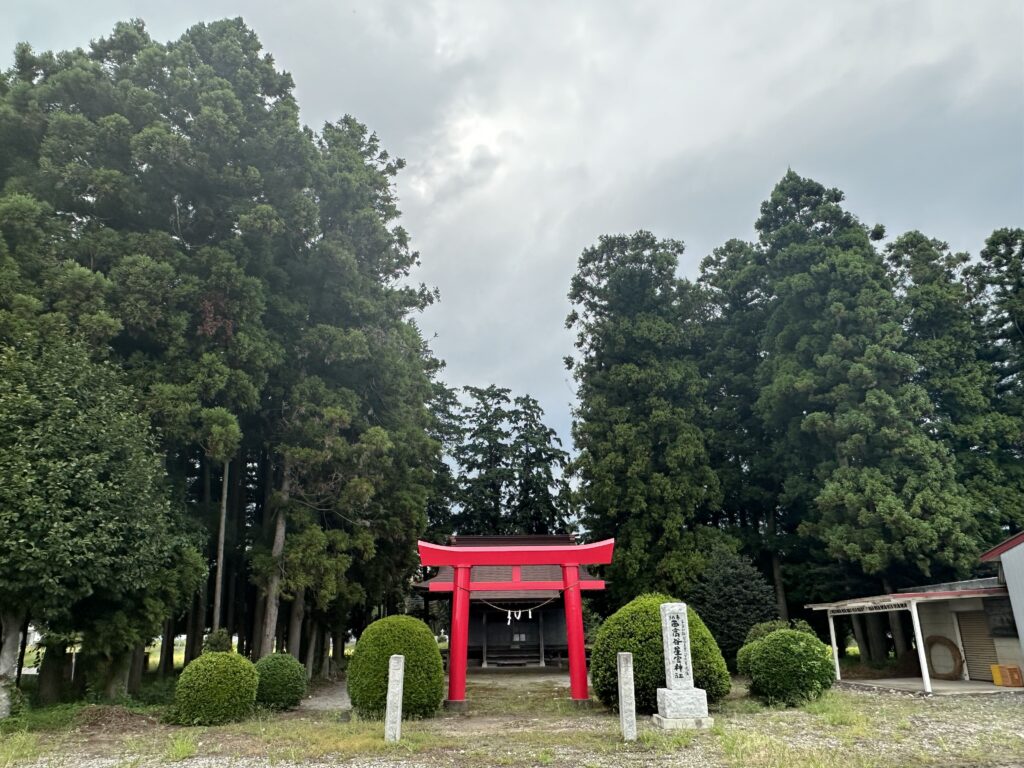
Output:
[{"xmin": 806, "ymin": 586, "xmax": 1009, "ymax": 695}]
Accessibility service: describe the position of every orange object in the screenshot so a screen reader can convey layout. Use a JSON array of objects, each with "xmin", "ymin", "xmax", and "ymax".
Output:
[{"xmin": 1005, "ymin": 666, "xmax": 1024, "ymax": 687}]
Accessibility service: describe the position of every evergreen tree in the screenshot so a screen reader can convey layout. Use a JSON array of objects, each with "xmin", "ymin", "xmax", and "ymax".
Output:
[
  {"xmin": 567, "ymin": 231, "xmax": 720, "ymax": 605},
  {"xmin": 754, "ymin": 172, "xmax": 978, "ymax": 591}
]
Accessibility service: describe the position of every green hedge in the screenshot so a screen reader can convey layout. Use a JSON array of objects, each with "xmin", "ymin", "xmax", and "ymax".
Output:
[
  {"xmin": 173, "ymin": 652, "xmax": 257, "ymax": 725},
  {"xmin": 744, "ymin": 629, "xmax": 835, "ymax": 705},
  {"xmin": 744, "ymin": 618, "xmax": 816, "ymax": 646},
  {"xmin": 255, "ymin": 653, "xmax": 307, "ymax": 710},
  {"xmin": 347, "ymin": 615, "xmax": 444, "ymax": 719},
  {"xmin": 591, "ymin": 593, "xmax": 730, "ymax": 714}
]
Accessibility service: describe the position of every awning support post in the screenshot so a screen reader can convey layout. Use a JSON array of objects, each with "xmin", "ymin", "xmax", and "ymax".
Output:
[
  {"xmin": 827, "ymin": 611, "xmax": 841, "ymax": 682},
  {"xmin": 908, "ymin": 600, "xmax": 932, "ymax": 695}
]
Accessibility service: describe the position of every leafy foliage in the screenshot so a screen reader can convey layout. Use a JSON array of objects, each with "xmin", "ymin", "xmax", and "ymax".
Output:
[
  {"xmin": 567, "ymin": 233, "xmax": 719, "ymax": 605},
  {"xmin": 203, "ymin": 630, "xmax": 233, "ymax": 654},
  {"xmin": 347, "ymin": 616, "xmax": 444, "ymax": 719},
  {"xmin": 590, "ymin": 594, "xmax": 730, "ymax": 714},
  {"xmin": 744, "ymin": 619, "xmax": 816, "ymax": 646},
  {"xmin": 173, "ymin": 652, "xmax": 258, "ymax": 725},
  {"xmin": 686, "ymin": 551, "xmax": 777, "ymax": 670},
  {"xmin": 254, "ymin": 653, "xmax": 307, "ymax": 710},
  {"xmin": 744, "ymin": 629, "xmax": 835, "ymax": 705}
]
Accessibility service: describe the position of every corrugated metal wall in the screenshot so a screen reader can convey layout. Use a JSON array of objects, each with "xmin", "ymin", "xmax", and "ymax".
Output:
[{"xmin": 1002, "ymin": 545, "xmax": 1024, "ymax": 664}]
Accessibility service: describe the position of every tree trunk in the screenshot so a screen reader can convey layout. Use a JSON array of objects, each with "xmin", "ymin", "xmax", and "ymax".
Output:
[
  {"xmin": 103, "ymin": 651, "xmax": 132, "ymax": 700},
  {"xmin": 37, "ymin": 641, "xmax": 67, "ymax": 706},
  {"xmin": 865, "ymin": 612, "xmax": 889, "ymax": 663},
  {"xmin": 304, "ymin": 620, "xmax": 317, "ymax": 680},
  {"xmin": 766, "ymin": 514, "xmax": 789, "ymax": 620},
  {"xmin": 127, "ymin": 644, "xmax": 146, "ymax": 695},
  {"xmin": 259, "ymin": 456, "xmax": 289, "ymax": 659},
  {"xmin": 881, "ymin": 579, "xmax": 909, "ymax": 657},
  {"xmin": 212, "ymin": 458, "xmax": 231, "ymax": 632},
  {"xmin": 0, "ymin": 610, "xmax": 24, "ymax": 681},
  {"xmin": 331, "ymin": 628, "xmax": 345, "ymax": 677},
  {"xmin": 318, "ymin": 625, "xmax": 331, "ymax": 680},
  {"xmin": 851, "ymin": 614, "xmax": 869, "ymax": 662},
  {"xmin": 15, "ymin": 617, "xmax": 28, "ymax": 687},
  {"xmin": 159, "ymin": 619, "xmax": 176, "ymax": 677},
  {"xmin": 250, "ymin": 593, "xmax": 266, "ymax": 659},
  {"xmin": 288, "ymin": 589, "xmax": 305, "ymax": 660}
]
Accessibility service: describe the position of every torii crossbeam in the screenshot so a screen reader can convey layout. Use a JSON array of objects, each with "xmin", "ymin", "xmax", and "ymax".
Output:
[{"xmin": 418, "ymin": 538, "xmax": 615, "ymax": 705}]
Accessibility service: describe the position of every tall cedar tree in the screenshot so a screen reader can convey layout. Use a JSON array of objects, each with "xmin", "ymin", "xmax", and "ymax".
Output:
[
  {"xmin": 754, "ymin": 172, "xmax": 978, "ymax": 592},
  {"xmin": 567, "ymin": 232, "xmax": 720, "ymax": 606},
  {"xmin": 0, "ymin": 19, "xmax": 439, "ymax": 667}
]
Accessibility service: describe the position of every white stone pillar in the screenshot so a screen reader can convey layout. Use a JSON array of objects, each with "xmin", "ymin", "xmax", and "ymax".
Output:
[
  {"xmin": 908, "ymin": 602, "xmax": 932, "ymax": 695},
  {"xmin": 617, "ymin": 652, "xmax": 637, "ymax": 741},
  {"xmin": 384, "ymin": 654, "xmax": 405, "ymax": 742},
  {"xmin": 652, "ymin": 602, "xmax": 713, "ymax": 730},
  {"xmin": 827, "ymin": 611, "xmax": 841, "ymax": 681}
]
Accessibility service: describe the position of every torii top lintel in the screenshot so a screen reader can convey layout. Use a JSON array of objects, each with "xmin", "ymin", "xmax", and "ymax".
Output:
[
  {"xmin": 417, "ymin": 538, "xmax": 615, "ymax": 568},
  {"xmin": 417, "ymin": 538, "xmax": 614, "ymax": 593}
]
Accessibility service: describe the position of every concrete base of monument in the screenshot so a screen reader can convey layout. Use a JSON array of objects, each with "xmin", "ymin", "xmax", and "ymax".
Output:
[
  {"xmin": 571, "ymin": 698, "xmax": 598, "ymax": 708},
  {"xmin": 652, "ymin": 713, "xmax": 715, "ymax": 730},
  {"xmin": 654, "ymin": 686, "xmax": 711, "ymax": 729},
  {"xmin": 444, "ymin": 699, "xmax": 468, "ymax": 711}
]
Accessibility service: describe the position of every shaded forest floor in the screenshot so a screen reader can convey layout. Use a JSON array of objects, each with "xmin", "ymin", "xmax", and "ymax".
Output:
[{"xmin": 2, "ymin": 670, "xmax": 1023, "ymax": 767}]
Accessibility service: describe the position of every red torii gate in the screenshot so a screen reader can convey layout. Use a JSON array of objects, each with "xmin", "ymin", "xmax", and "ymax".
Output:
[{"xmin": 418, "ymin": 538, "xmax": 615, "ymax": 705}]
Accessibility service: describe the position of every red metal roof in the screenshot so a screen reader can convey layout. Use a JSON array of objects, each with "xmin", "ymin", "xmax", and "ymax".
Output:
[{"xmin": 980, "ymin": 530, "xmax": 1024, "ymax": 562}]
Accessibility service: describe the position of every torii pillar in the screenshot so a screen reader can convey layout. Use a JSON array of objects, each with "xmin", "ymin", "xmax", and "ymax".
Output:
[{"xmin": 418, "ymin": 538, "xmax": 615, "ymax": 707}]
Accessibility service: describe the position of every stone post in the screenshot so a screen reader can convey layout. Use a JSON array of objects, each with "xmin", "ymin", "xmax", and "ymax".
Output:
[
  {"xmin": 652, "ymin": 603, "xmax": 713, "ymax": 730},
  {"xmin": 384, "ymin": 654, "xmax": 405, "ymax": 743},
  {"xmin": 617, "ymin": 652, "xmax": 637, "ymax": 741}
]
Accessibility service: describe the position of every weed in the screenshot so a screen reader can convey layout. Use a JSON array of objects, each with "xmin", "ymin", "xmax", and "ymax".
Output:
[
  {"xmin": 163, "ymin": 731, "xmax": 198, "ymax": 761},
  {"xmin": 0, "ymin": 731, "xmax": 40, "ymax": 767}
]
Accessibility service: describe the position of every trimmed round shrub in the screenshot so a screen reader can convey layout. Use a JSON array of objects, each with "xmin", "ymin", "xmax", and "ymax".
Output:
[
  {"xmin": 203, "ymin": 628, "xmax": 233, "ymax": 653},
  {"xmin": 736, "ymin": 641, "xmax": 756, "ymax": 677},
  {"xmin": 591, "ymin": 593, "xmax": 731, "ymax": 714},
  {"xmin": 255, "ymin": 653, "xmax": 307, "ymax": 710},
  {"xmin": 348, "ymin": 615, "xmax": 444, "ymax": 719},
  {"xmin": 173, "ymin": 651, "xmax": 258, "ymax": 725},
  {"xmin": 687, "ymin": 552, "xmax": 778, "ymax": 671},
  {"xmin": 745, "ymin": 629, "xmax": 835, "ymax": 705},
  {"xmin": 744, "ymin": 618, "xmax": 815, "ymax": 646}
]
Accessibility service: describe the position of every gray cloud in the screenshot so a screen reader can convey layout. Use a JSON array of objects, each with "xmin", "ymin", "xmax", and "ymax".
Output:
[{"xmin": 4, "ymin": 1, "xmax": 1023, "ymax": 445}]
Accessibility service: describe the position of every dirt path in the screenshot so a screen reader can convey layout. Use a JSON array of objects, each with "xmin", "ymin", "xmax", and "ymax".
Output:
[{"xmin": 300, "ymin": 678, "xmax": 351, "ymax": 712}]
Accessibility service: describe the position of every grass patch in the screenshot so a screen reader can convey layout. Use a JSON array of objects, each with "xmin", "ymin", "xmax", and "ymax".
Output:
[
  {"xmin": 163, "ymin": 732, "xmax": 198, "ymax": 761},
  {"xmin": 802, "ymin": 692, "xmax": 869, "ymax": 728},
  {"xmin": 719, "ymin": 729, "xmax": 869, "ymax": 768},
  {"xmin": 0, "ymin": 731, "xmax": 41, "ymax": 767},
  {"xmin": 0, "ymin": 703, "xmax": 85, "ymax": 735}
]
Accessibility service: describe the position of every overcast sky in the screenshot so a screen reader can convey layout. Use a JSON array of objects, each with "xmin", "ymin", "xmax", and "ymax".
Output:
[{"xmin": 5, "ymin": 2, "xmax": 1023, "ymax": 447}]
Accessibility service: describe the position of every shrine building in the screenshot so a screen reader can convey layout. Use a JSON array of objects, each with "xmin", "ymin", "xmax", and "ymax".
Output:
[{"xmin": 416, "ymin": 534, "xmax": 614, "ymax": 707}]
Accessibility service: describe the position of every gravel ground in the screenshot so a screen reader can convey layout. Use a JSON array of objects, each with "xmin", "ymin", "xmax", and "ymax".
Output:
[{"xmin": 10, "ymin": 673, "xmax": 1024, "ymax": 768}]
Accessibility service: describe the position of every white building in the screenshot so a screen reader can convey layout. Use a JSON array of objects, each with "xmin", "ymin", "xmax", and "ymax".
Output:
[{"xmin": 809, "ymin": 530, "xmax": 1024, "ymax": 694}]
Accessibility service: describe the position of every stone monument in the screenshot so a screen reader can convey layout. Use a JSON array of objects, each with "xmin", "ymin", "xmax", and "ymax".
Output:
[
  {"xmin": 652, "ymin": 603, "xmax": 714, "ymax": 730},
  {"xmin": 384, "ymin": 654, "xmax": 405, "ymax": 743},
  {"xmin": 617, "ymin": 652, "xmax": 637, "ymax": 741}
]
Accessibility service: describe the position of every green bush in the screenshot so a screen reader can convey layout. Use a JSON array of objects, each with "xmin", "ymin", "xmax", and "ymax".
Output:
[
  {"xmin": 736, "ymin": 642, "xmax": 756, "ymax": 677},
  {"xmin": 347, "ymin": 615, "xmax": 444, "ymax": 719},
  {"xmin": 203, "ymin": 628, "xmax": 232, "ymax": 653},
  {"xmin": 744, "ymin": 618, "xmax": 816, "ymax": 645},
  {"xmin": 172, "ymin": 652, "xmax": 257, "ymax": 725},
  {"xmin": 254, "ymin": 653, "xmax": 307, "ymax": 710},
  {"xmin": 591, "ymin": 593, "xmax": 730, "ymax": 714},
  {"xmin": 687, "ymin": 552, "xmax": 778, "ymax": 671},
  {"xmin": 745, "ymin": 629, "xmax": 835, "ymax": 705}
]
